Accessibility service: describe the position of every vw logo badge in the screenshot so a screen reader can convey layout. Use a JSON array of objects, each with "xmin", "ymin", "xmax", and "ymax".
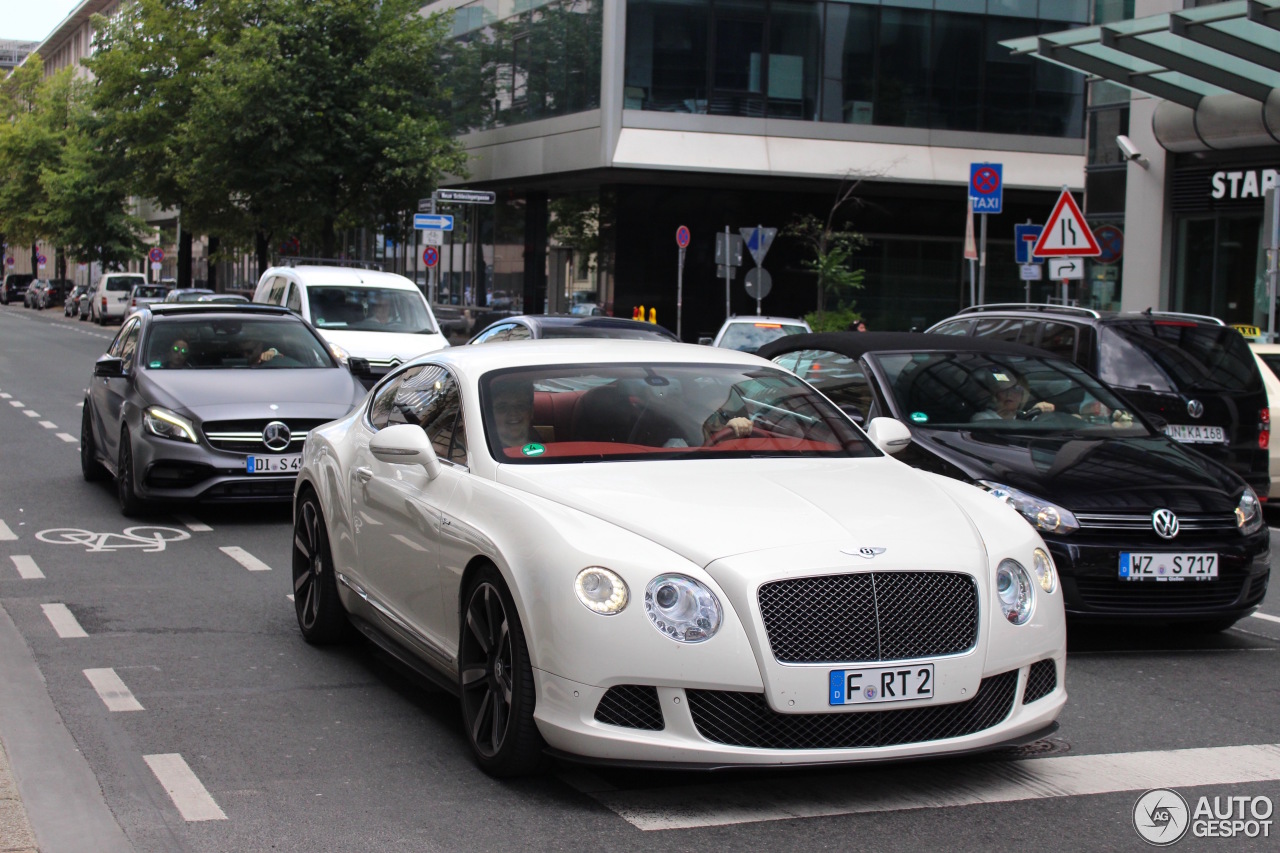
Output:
[
  {"xmin": 1187, "ymin": 399, "xmax": 1204, "ymax": 419},
  {"xmin": 1151, "ymin": 508, "xmax": 1179, "ymax": 540},
  {"xmin": 262, "ymin": 420, "xmax": 292, "ymax": 452}
]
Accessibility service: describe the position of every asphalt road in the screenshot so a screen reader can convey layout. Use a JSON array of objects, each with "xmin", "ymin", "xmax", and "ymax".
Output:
[{"xmin": 1, "ymin": 302, "xmax": 1278, "ymax": 852}]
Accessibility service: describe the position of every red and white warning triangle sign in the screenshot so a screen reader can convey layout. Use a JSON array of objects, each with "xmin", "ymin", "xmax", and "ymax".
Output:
[{"xmin": 1032, "ymin": 189, "xmax": 1100, "ymax": 257}]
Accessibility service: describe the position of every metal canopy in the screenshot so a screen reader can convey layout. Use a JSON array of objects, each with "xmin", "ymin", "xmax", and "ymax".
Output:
[{"xmin": 1003, "ymin": 0, "xmax": 1280, "ymax": 110}]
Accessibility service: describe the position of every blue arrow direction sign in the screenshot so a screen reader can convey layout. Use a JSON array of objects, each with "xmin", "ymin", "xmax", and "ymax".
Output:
[
  {"xmin": 1015, "ymin": 224, "xmax": 1043, "ymax": 265},
  {"xmin": 413, "ymin": 213, "xmax": 454, "ymax": 231},
  {"xmin": 969, "ymin": 163, "xmax": 1003, "ymax": 215}
]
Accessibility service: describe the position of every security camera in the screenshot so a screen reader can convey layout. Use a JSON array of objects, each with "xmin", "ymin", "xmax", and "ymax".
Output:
[{"xmin": 1116, "ymin": 134, "xmax": 1148, "ymax": 167}]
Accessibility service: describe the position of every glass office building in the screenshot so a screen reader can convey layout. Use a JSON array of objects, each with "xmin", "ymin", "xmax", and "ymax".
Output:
[{"xmin": 418, "ymin": 0, "xmax": 1091, "ymax": 337}]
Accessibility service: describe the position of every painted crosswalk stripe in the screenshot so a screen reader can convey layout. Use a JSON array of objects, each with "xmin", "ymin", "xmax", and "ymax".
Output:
[
  {"xmin": 41, "ymin": 603, "xmax": 88, "ymax": 639},
  {"xmin": 1253, "ymin": 612, "xmax": 1280, "ymax": 625},
  {"xmin": 38, "ymin": 421, "xmax": 56, "ymax": 429},
  {"xmin": 0, "ymin": 519, "xmax": 15, "ymax": 541},
  {"xmin": 55, "ymin": 432, "xmax": 77, "ymax": 443},
  {"xmin": 143, "ymin": 754, "xmax": 226, "ymax": 821},
  {"xmin": 83, "ymin": 668, "xmax": 145, "ymax": 712},
  {"xmin": 585, "ymin": 743, "xmax": 1280, "ymax": 831},
  {"xmin": 175, "ymin": 514, "xmax": 212, "ymax": 533},
  {"xmin": 0, "ymin": 393, "xmax": 10, "ymax": 399},
  {"xmin": 9, "ymin": 400, "xmax": 24, "ymax": 407},
  {"xmin": 219, "ymin": 546, "xmax": 271, "ymax": 572},
  {"xmin": 10, "ymin": 556, "xmax": 44, "ymax": 580},
  {"xmin": 22, "ymin": 410, "xmax": 38, "ymax": 418}
]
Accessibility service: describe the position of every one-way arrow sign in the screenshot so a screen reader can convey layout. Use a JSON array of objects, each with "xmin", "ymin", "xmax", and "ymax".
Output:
[
  {"xmin": 413, "ymin": 213, "xmax": 454, "ymax": 231},
  {"xmin": 740, "ymin": 227, "xmax": 777, "ymax": 266}
]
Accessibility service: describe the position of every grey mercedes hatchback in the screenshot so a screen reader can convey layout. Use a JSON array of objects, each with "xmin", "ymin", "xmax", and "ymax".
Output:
[{"xmin": 81, "ymin": 303, "xmax": 369, "ymax": 515}]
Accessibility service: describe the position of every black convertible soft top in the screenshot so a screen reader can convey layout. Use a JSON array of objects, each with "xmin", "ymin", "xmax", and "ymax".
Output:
[{"xmin": 756, "ymin": 331, "xmax": 1051, "ymax": 362}]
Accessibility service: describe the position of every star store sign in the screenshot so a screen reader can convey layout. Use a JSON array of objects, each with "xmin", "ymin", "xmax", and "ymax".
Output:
[{"xmin": 1211, "ymin": 168, "xmax": 1280, "ymax": 199}]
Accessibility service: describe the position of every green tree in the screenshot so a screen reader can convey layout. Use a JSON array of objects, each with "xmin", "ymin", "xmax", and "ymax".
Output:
[
  {"xmin": 0, "ymin": 55, "xmax": 55, "ymax": 270},
  {"xmin": 786, "ymin": 179, "xmax": 869, "ymax": 332}
]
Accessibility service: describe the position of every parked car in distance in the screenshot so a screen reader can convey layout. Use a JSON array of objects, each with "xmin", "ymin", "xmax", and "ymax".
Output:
[
  {"xmin": 292, "ymin": 339, "xmax": 1064, "ymax": 775},
  {"xmin": 127, "ymin": 284, "xmax": 170, "ymax": 314},
  {"xmin": 65, "ymin": 284, "xmax": 91, "ymax": 317},
  {"xmin": 927, "ymin": 305, "xmax": 1271, "ymax": 499},
  {"xmin": 22, "ymin": 281, "xmax": 43, "ymax": 308},
  {"xmin": 80, "ymin": 303, "xmax": 370, "ymax": 515},
  {"xmin": 89, "ymin": 272, "xmax": 147, "ymax": 325},
  {"xmin": 252, "ymin": 263, "xmax": 448, "ymax": 383},
  {"xmin": 702, "ymin": 315, "xmax": 812, "ymax": 353},
  {"xmin": 761, "ymin": 332, "xmax": 1270, "ymax": 632},
  {"xmin": 1, "ymin": 273, "xmax": 35, "ymax": 306},
  {"xmin": 1249, "ymin": 342, "xmax": 1280, "ymax": 498},
  {"xmin": 196, "ymin": 293, "xmax": 250, "ymax": 304},
  {"xmin": 163, "ymin": 288, "xmax": 215, "ymax": 303},
  {"xmin": 468, "ymin": 314, "xmax": 678, "ymax": 344},
  {"xmin": 37, "ymin": 278, "xmax": 73, "ymax": 310}
]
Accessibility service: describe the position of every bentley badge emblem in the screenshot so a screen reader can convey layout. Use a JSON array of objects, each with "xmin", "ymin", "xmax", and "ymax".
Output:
[
  {"xmin": 262, "ymin": 420, "xmax": 292, "ymax": 452},
  {"xmin": 1151, "ymin": 508, "xmax": 1179, "ymax": 540},
  {"xmin": 842, "ymin": 546, "xmax": 887, "ymax": 559},
  {"xmin": 1187, "ymin": 399, "xmax": 1204, "ymax": 419}
]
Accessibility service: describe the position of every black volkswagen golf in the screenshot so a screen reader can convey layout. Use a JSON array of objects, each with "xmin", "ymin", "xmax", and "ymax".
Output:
[{"xmin": 760, "ymin": 332, "xmax": 1270, "ymax": 631}]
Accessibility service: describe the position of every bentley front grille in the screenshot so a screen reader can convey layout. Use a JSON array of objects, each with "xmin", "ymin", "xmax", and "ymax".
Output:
[
  {"xmin": 1022, "ymin": 659, "xmax": 1057, "ymax": 705},
  {"xmin": 594, "ymin": 685, "xmax": 665, "ymax": 731}
]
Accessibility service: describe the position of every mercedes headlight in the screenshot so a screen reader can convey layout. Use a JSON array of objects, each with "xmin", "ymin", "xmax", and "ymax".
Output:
[
  {"xmin": 1236, "ymin": 488, "xmax": 1263, "ymax": 535},
  {"xmin": 328, "ymin": 342, "xmax": 350, "ymax": 365},
  {"xmin": 575, "ymin": 567, "xmax": 628, "ymax": 615},
  {"xmin": 143, "ymin": 406, "xmax": 197, "ymax": 443},
  {"xmin": 996, "ymin": 559, "xmax": 1035, "ymax": 625},
  {"xmin": 1031, "ymin": 547, "xmax": 1057, "ymax": 593},
  {"xmin": 644, "ymin": 575, "xmax": 722, "ymax": 643},
  {"xmin": 980, "ymin": 481, "xmax": 1079, "ymax": 534}
]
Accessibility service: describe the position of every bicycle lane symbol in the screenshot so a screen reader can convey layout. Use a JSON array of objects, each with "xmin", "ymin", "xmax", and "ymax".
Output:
[{"xmin": 36, "ymin": 526, "xmax": 191, "ymax": 553}]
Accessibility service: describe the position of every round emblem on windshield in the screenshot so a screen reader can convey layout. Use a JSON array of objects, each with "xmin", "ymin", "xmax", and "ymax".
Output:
[
  {"xmin": 1187, "ymin": 399, "xmax": 1204, "ymax": 419},
  {"xmin": 262, "ymin": 420, "xmax": 292, "ymax": 452},
  {"xmin": 1151, "ymin": 508, "xmax": 1179, "ymax": 540}
]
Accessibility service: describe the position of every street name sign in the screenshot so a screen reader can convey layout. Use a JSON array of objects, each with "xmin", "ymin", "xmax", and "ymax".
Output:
[{"xmin": 436, "ymin": 189, "xmax": 496, "ymax": 204}]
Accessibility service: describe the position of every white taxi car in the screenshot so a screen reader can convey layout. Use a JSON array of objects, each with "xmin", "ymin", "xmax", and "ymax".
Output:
[
  {"xmin": 252, "ymin": 264, "xmax": 448, "ymax": 381},
  {"xmin": 291, "ymin": 340, "xmax": 1066, "ymax": 775}
]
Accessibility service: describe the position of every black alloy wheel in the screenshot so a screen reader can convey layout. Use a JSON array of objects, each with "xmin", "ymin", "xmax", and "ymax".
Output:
[
  {"xmin": 458, "ymin": 568, "xmax": 544, "ymax": 776},
  {"xmin": 291, "ymin": 492, "xmax": 348, "ymax": 644},
  {"xmin": 116, "ymin": 430, "xmax": 145, "ymax": 516},
  {"xmin": 80, "ymin": 406, "xmax": 106, "ymax": 482}
]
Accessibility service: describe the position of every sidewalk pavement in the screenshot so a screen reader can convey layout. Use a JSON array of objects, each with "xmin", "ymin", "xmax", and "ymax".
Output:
[{"xmin": 0, "ymin": 739, "xmax": 37, "ymax": 853}]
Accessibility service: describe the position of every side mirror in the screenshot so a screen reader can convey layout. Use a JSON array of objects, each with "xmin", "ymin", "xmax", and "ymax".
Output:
[
  {"xmin": 866, "ymin": 417, "xmax": 912, "ymax": 455},
  {"xmin": 697, "ymin": 336, "xmax": 713, "ymax": 346},
  {"xmin": 93, "ymin": 355, "xmax": 124, "ymax": 378},
  {"xmin": 370, "ymin": 423, "xmax": 442, "ymax": 480},
  {"xmin": 347, "ymin": 356, "xmax": 372, "ymax": 378}
]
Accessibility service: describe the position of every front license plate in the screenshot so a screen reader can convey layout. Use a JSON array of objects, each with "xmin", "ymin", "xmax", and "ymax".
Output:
[
  {"xmin": 1119, "ymin": 552, "xmax": 1218, "ymax": 581},
  {"xmin": 245, "ymin": 455, "xmax": 302, "ymax": 474},
  {"xmin": 1164, "ymin": 424, "xmax": 1225, "ymax": 444},
  {"xmin": 829, "ymin": 663, "xmax": 934, "ymax": 706}
]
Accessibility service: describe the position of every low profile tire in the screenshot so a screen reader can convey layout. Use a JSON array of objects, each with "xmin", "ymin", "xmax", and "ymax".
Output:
[
  {"xmin": 291, "ymin": 492, "xmax": 349, "ymax": 644},
  {"xmin": 116, "ymin": 430, "xmax": 146, "ymax": 517},
  {"xmin": 458, "ymin": 567, "xmax": 545, "ymax": 777},
  {"xmin": 80, "ymin": 407, "xmax": 107, "ymax": 482}
]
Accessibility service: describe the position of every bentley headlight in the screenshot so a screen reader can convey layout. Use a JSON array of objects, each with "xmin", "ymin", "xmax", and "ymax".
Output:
[
  {"xmin": 996, "ymin": 559, "xmax": 1034, "ymax": 625},
  {"xmin": 575, "ymin": 567, "xmax": 628, "ymax": 615},
  {"xmin": 1031, "ymin": 547, "xmax": 1057, "ymax": 593},
  {"xmin": 644, "ymin": 575, "xmax": 722, "ymax": 643},
  {"xmin": 1236, "ymin": 488, "xmax": 1263, "ymax": 535},
  {"xmin": 980, "ymin": 481, "xmax": 1079, "ymax": 534},
  {"xmin": 328, "ymin": 341, "xmax": 350, "ymax": 365},
  {"xmin": 143, "ymin": 406, "xmax": 197, "ymax": 443}
]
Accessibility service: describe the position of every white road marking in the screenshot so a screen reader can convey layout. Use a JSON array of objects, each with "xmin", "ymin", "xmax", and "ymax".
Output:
[
  {"xmin": 175, "ymin": 514, "xmax": 212, "ymax": 533},
  {"xmin": 9, "ymin": 400, "xmax": 24, "ymax": 407},
  {"xmin": 10, "ymin": 556, "xmax": 44, "ymax": 580},
  {"xmin": 142, "ymin": 754, "xmax": 226, "ymax": 821},
  {"xmin": 219, "ymin": 546, "xmax": 271, "ymax": 572},
  {"xmin": 56, "ymin": 432, "xmax": 77, "ymax": 443},
  {"xmin": 0, "ymin": 519, "xmax": 15, "ymax": 540},
  {"xmin": 1252, "ymin": 612, "xmax": 1280, "ymax": 624},
  {"xmin": 83, "ymin": 668, "xmax": 145, "ymax": 712},
  {"xmin": 0, "ymin": 393, "xmax": 9, "ymax": 399},
  {"xmin": 586, "ymin": 743, "xmax": 1280, "ymax": 831},
  {"xmin": 41, "ymin": 603, "xmax": 88, "ymax": 639},
  {"xmin": 38, "ymin": 420, "xmax": 56, "ymax": 429},
  {"xmin": 22, "ymin": 409, "xmax": 38, "ymax": 418},
  {"xmin": 76, "ymin": 401, "xmax": 84, "ymax": 407},
  {"xmin": 286, "ymin": 594, "xmax": 294, "ymax": 602}
]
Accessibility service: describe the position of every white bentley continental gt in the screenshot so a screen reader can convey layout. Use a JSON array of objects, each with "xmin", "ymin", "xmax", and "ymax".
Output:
[{"xmin": 291, "ymin": 340, "xmax": 1066, "ymax": 775}]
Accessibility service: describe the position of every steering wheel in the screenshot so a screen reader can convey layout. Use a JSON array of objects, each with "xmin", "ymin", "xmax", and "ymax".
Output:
[{"xmin": 1016, "ymin": 406, "xmax": 1049, "ymax": 421}]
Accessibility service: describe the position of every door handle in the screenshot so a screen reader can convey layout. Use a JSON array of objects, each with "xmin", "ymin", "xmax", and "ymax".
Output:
[{"xmin": 355, "ymin": 466, "xmax": 373, "ymax": 483}]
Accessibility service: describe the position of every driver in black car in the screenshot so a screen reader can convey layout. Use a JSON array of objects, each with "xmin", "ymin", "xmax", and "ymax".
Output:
[{"xmin": 971, "ymin": 371, "xmax": 1054, "ymax": 421}]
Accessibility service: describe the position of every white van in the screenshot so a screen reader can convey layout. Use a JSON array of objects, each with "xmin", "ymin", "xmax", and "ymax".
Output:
[
  {"xmin": 90, "ymin": 272, "xmax": 147, "ymax": 325},
  {"xmin": 251, "ymin": 264, "xmax": 448, "ymax": 380}
]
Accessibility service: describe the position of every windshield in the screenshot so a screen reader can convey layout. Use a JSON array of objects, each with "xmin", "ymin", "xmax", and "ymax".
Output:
[
  {"xmin": 105, "ymin": 276, "xmax": 143, "ymax": 292},
  {"xmin": 135, "ymin": 286, "xmax": 167, "ymax": 299},
  {"xmin": 1099, "ymin": 322, "xmax": 1261, "ymax": 393},
  {"xmin": 173, "ymin": 290, "xmax": 213, "ymax": 302},
  {"xmin": 144, "ymin": 318, "xmax": 335, "ymax": 370},
  {"xmin": 307, "ymin": 286, "xmax": 437, "ymax": 334},
  {"xmin": 481, "ymin": 363, "xmax": 878, "ymax": 463},
  {"xmin": 871, "ymin": 351, "xmax": 1150, "ymax": 436},
  {"xmin": 718, "ymin": 322, "xmax": 808, "ymax": 353}
]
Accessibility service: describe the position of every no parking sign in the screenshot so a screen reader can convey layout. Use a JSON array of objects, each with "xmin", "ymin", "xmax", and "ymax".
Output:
[
  {"xmin": 422, "ymin": 246, "xmax": 439, "ymax": 267},
  {"xmin": 969, "ymin": 163, "xmax": 1003, "ymax": 214}
]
